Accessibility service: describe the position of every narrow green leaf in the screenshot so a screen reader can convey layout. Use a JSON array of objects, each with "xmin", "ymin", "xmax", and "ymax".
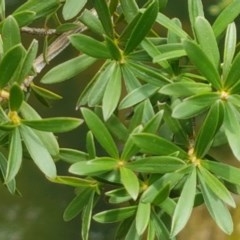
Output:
[
  {"xmin": 102, "ymin": 63, "xmax": 122, "ymax": 120},
  {"xmin": 0, "ymin": 152, "xmax": 16, "ymax": 194},
  {"xmin": 9, "ymin": 84, "xmax": 24, "ymax": 111},
  {"xmin": 63, "ymin": 188, "xmax": 94, "ymax": 221},
  {"xmin": 188, "ymin": 0, "xmax": 204, "ymax": 31},
  {"xmin": 223, "ymin": 102, "xmax": 240, "ymax": 160},
  {"xmin": 59, "ymin": 148, "xmax": 88, "ymax": 163},
  {"xmin": 153, "ymin": 49, "xmax": 186, "ymax": 63},
  {"xmin": 93, "ymin": 206, "xmax": 137, "ymax": 223},
  {"xmin": 124, "ymin": 0, "xmax": 158, "ymax": 54},
  {"xmin": 0, "ymin": 0, "xmax": 5, "ymax": 20},
  {"xmin": 41, "ymin": 54, "xmax": 96, "ymax": 84},
  {"xmin": 127, "ymin": 156, "xmax": 185, "ymax": 173},
  {"xmin": 20, "ymin": 125, "xmax": 57, "ymax": 178},
  {"xmin": 106, "ymin": 188, "xmax": 132, "ymax": 204},
  {"xmin": 5, "ymin": 128, "xmax": 22, "ymax": 183},
  {"xmin": 81, "ymin": 108, "xmax": 119, "ymax": 158},
  {"xmin": 194, "ymin": 16, "xmax": 220, "ymax": 68},
  {"xmin": 222, "ymin": 23, "xmax": 236, "ymax": 81},
  {"xmin": 119, "ymin": 0, "xmax": 138, "ymax": 22},
  {"xmin": 213, "ymin": 0, "xmax": 240, "ymax": 38},
  {"xmin": 17, "ymin": 39, "xmax": 38, "ymax": 84},
  {"xmin": 198, "ymin": 172, "xmax": 233, "ymax": 234},
  {"xmin": 0, "ymin": 44, "xmax": 24, "ymax": 88},
  {"xmin": 82, "ymin": 190, "xmax": 95, "ymax": 240},
  {"xmin": 224, "ymin": 51, "xmax": 240, "ymax": 92},
  {"xmin": 195, "ymin": 102, "xmax": 224, "ymax": 158},
  {"xmin": 69, "ymin": 34, "xmax": 111, "ymax": 59},
  {"xmin": 62, "ymin": 0, "xmax": 87, "ymax": 20},
  {"xmin": 93, "ymin": 0, "xmax": 114, "ymax": 38},
  {"xmin": 31, "ymin": 84, "xmax": 62, "ymax": 101},
  {"xmin": 86, "ymin": 131, "xmax": 96, "ymax": 159},
  {"xmin": 172, "ymin": 93, "xmax": 220, "ymax": 119},
  {"xmin": 198, "ymin": 166, "xmax": 235, "ymax": 207},
  {"xmin": 49, "ymin": 176, "xmax": 97, "ymax": 188},
  {"xmin": 105, "ymin": 35, "xmax": 122, "ymax": 61},
  {"xmin": 20, "ymin": 101, "xmax": 59, "ymax": 156},
  {"xmin": 119, "ymin": 84, "xmax": 159, "ymax": 109},
  {"xmin": 160, "ymin": 82, "xmax": 211, "ymax": 97},
  {"xmin": 156, "ymin": 13, "xmax": 189, "ymax": 39},
  {"xmin": 132, "ymin": 133, "xmax": 187, "ymax": 158},
  {"xmin": 69, "ymin": 157, "xmax": 118, "ymax": 176},
  {"xmin": 12, "ymin": 11, "xmax": 36, "ymax": 27},
  {"xmin": 135, "ymin": 202, "xmax": 151, "ymax": 235},
  {"xmin": 120, "ymin": 167, "xmax": 139, "ymax": 200},
  {"xmin": 202, "ymin": 160, "xmax": 240, "ymax": 186},
  {"xmin": 87, "ymin": 62, "xmax": 114, "ymax": 106},
  {"xmin": 2, "ymin": 15, "xmax": 21, "ymax": 52},
  {"xmin": 79, "ymin": 9, "xmax": 104, "ymax": 35},
  {"xmin": 183, "ymin": 40, "xmax": 221, "ymax": 89},
  {"xmin": 171, "ymin": 168, "xmax": 196, "ymax": 237},
  {"xmin": 22, "ymin": 117, "xmax": 82, "ymax": 133}
]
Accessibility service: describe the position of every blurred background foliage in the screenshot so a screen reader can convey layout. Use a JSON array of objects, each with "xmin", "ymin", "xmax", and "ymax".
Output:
[{"xmin": 1, "ymin": 0, "xmax": 240, "ymax": 240}]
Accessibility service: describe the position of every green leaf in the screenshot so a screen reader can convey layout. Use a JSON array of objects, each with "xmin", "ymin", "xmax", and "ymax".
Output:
[
  {"xmin": 135, "ymin": 202, "xmax": 151, "ymax": 235},
  {"xmin": 106, "ymin": 188, "xmax": 132, "ymax": 204},
  {"xmin": 49, "ymin": 176, "xmax": 97, "ymax": 188},
  {"xmin": 12, "ymin": 11, "xmax": 36, "ymax": 27},
  {"xmin": 93, "ymin": 206, "xmax": 137, "ymax": 223},
  {"xmin": 79, "ymin": 9, "xmax": 104, "ymax": 35},
  {"xmin": 120, "ymin": 167, "xmax": 139, "ymax": 200},
  {"xmin": 198, "ymin": 172, "xmax": 233, "ymax": 234},
  {"xmin": 59, "ymin": 148, "xmax": 88, "ymax": 163},
  {"xmin": 63, "ymin": 188, "xmax": 94, "ymax": 221},
  {"xmin": 16, "ymin": 39, "xmax": 38, "ymax": 84},
  {"xmin": 31, "ymin": 83, "xmax": 62, "ymax": 101},
  {"xmin": 0, "ymin": 44, "xmax": 24, "ymax": 88},
  {"xmin": 20, "ymin": 101, "xmax": 59, "ymax": 156},
  {"xmin": 183, "ymin": 40, "xmax": 221, "ymax": 89},
  {"xmin": 156, "ymin": 13, "xmax": 189, "ymax": 39},
  {"xmin": 198, "ymin": 166, "xmax": 235, "ymax": 208},
  {"xmin": 126, "ymin": 156, "xmax": 185, "ymax": 173},
  {"xmin": 93, "ymin": 0, "xmax": 114, "ymax": 38},
  {"xmin": 69, "ymin": 34, "xmax": 111, "ymax": 59},
  {"xmin": 172, "ymin": 93, "xmax": 220, "ymax": 119},
  {"xmin": 171, "ymin": 168, "xmax": 196, "ymax": 237},
  {"xmin": 105, "ymin": 35, "xmax": 122, "ymax": 61},
  {"xmin": 9, "ymin": 84, "xmax": 24, "ymax": 111},
  {"xmin": 0, "ymin": 0, "xmax": 5, "ymax": 20},
  {"xmin": 224, "ymin": 51, "xmax": 240, "ymax": 92},
  {"xmin": 0, "ymin": 152, "xmax": 16, "ymax": 195},
  {"xmin": 153, "ymin": 49, "xmax": 186, "ymax": 63},
  {"xmin": 124, "ymin": 0, "xmax": 158, "ymax": 54},
  {"xmin": 102, "ymin": 63, "xmax": 122, "ymax": 120},
  {"xmin": 20, "ymin": 125, "xmax": 57, "ymax": 178},
  {"xmin": 132, "ymin": 133, "xmax": 187, "ymax": 158},
  {"xmin": 160, "ymin": 82, "xmax": 211, "ymax": 97},
  {"xmin": 213, "ymin": 0, "xmax": 240, "ymax": 38},
  {"xmin": 22, "ymin": 117, "xmax": 82, "ymax": 133},
  {"xmin": 195, "ymin": 102, "xmax": 224, "ymax": 158},
  {"xmin": 82, "ymin": 190, "xmax": 95, "ymax": 240},
  {"xmin": 194, "ymin": 16, "xmax": 220, "ymax": 68},
  {"xmin": 86, "ymin": 131, "xmax": 96, "ymax": 159},
  {"xmin": 41, "ymin": 54, "xmax": 96, "ymax": 84},
  {"xmin": 87, "ymin": 62, "xmax": 114, "ymax": 106},
  {"xmin": 5, "ymin": 128, "xmax": 22, "ymax": 183},
  {"xmin": 202, "ymin": 160, "xmax": 240, "ymax": 186},
  {"xmin": 14, "ymin": 0, "xmax": 60, "ymax": 21},
  {"xmin": 69, "ymin": 157, "xmax": 118, "ymax": 176},
  {"xmin": 2, "ymin": 15, "xmax": 21, "ymax": 53},
  {"xmin": 119, "ymin": 0, "xmax": 138, "ymax": 22},
  {"xmin": 223, "ymin": 102, "xmax": 240, "ymax": 160},
  {"xmin": 62, "ymin": 0, "xmax": 87, "ymax": 20},
  {"xmin": 188, "ymin": 0, "xmax": 204, "ymax": 32},
  {"xmin": 81, "ymin": 108, "xmax": 119, "ymax": 158},
  {"xmin": 222, "ymin": 23, "xmax": 236, "ymax": 81},
  {"xmin": 119, "ymin": 84, "xmax": 159, "ymax": 109}
]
